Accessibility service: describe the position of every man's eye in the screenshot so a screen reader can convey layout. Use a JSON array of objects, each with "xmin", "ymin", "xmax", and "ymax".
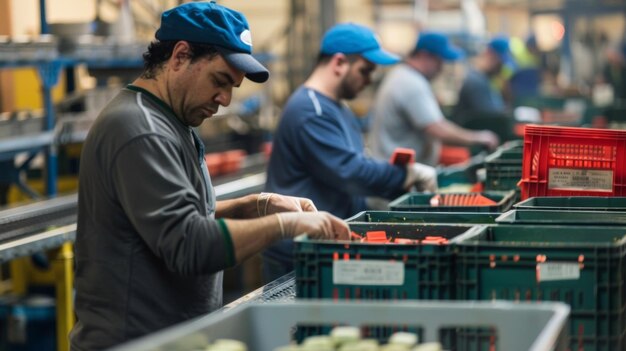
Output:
[{"xmin": 213, "ymin": 79, "xmax": 228, "ymax": 88}]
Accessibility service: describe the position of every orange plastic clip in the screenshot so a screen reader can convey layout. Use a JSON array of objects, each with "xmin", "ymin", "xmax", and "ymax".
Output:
[
  {"xmin": 421, "ymin": 236, "xmax": 449, "ymax": 245},
  {"xmin": 365, "ymin": 231, "xmax": 388, "ymax": 243},
  {"xmin": 389, "ymin": 148, "xmax": 416, "ymax": 165},
  {"xmin": 394, "ymin": 238, "xmax": 418, "ymax": 245}
]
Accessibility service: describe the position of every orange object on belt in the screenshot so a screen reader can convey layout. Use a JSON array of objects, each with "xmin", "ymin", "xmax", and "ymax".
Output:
[{"xmin": 390, "ymin": 148, "xmax": 416, "ymax": 165}]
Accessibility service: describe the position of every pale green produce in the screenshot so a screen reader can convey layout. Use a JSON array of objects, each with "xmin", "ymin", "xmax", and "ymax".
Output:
[
  {"xmin": 208, "ymin": 339, "xmax": 248, "ymax": 351},
  {"xmin": 379, "ymin": 344, "xmax": 410, "ymax": 351},
  {"xmin": 411, "ymin": 342, "xmax": 443, "ymax": 351},
  {"xmin": 330, "ymin": 326, "xmax": 361, "ymax": 346},
  {"xmin": 388, "ymin": 332, "xmax": 418, "ymax": 347},
  {"xmin": 338, "ymin": 339, "xmax": 380, "ymax": 351},
  {"xmin": 302, "ymin": 335, "xmax": 335, "ymax": 350}
]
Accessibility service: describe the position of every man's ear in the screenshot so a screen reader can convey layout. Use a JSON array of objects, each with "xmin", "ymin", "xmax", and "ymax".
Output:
[
  {"xmin": 330, "ymin": 53, "xmax": 350, "ymax": 76},
  {"xmin": 170, "ymin": 41, "xmax": 192, "ymax": 70}
]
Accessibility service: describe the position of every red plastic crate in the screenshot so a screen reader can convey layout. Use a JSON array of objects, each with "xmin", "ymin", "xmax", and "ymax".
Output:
[{"xmin": 520, "ymin": 124, "xmax": 626, "ymax": 199}]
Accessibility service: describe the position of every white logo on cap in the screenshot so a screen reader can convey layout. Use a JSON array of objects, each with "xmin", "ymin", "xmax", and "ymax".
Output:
[{"xmin": 240, "ymin": 30, "xmax": 252, "ymax": 46}]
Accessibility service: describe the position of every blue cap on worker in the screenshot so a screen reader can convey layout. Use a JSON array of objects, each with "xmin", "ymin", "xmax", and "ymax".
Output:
[
  {"xmin": 320, "ymin": 23, "xmax": 400, "ymax": 65},
  {"xmin": 488, "ymin": 36, "xmax": 514, "ymax": 66},
  {"xmin": 414, "ymin": 32, "xmax": 464, "ymax": 61},
  {"xmin": 155, "ymin": 1, "xmax": 269, "ymax": 83}
]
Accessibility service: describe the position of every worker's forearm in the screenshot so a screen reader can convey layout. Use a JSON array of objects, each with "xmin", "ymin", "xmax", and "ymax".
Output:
[
  {"xmin": 425, "ymin": 120, "xmax": 477, "ymax": 146},
  {"xmin": 222, "ymin": 215, "xmax": 281, "ymax": 263},
  {"xmin": 215, "ymin": 193, "xmax": 258, "ymax": 219}
]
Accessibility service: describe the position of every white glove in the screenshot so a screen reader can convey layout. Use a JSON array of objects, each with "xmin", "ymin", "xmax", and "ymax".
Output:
[
  {"xmin": 403, "ymin": 162, "xmax": 438, "ymax": 192},
  {"xmin": 276, "ymin": 211, "xmax": 350, "ymax": 240}
]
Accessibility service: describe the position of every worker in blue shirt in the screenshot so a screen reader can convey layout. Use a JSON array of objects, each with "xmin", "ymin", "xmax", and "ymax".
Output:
[
  {"xmin": 263, "ymin": 23, "xmax": 438, "ymax": 282},
  {"xmin": 453, "ymin": 36, "xmax": 512, "ymax": 124}
]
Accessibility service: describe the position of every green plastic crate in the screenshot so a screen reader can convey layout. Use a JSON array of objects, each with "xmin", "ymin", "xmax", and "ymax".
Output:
[
  {"xmin": 496, "ymin": 209, "xmax": 626, "ymax": 225},
  {"xmin": 347, "ymin": 211, "xmax": 499, "ymax": 224},
  {"xmin": 437, "ymin": 164, "xmax": 475, "ymax": 187},
  {"xmin": 456, "ymin": 225, "xmax": 626, "ymax": 351},
  {"xmin": 296, "ymin": 223, "xmax": 476, "ymax": 301},
  {"xmin": 515, "ymin": 196, "xmax": 626, "ymax": 212},
  {"xmin": 389, "ymin": 191, "xmax": 516, "ymax": 213},
  {"xmin": 295, "ymin": 224, "xmax": 477, "ymax": 346},
  {"xmin": 484, "ymin": 143, "xmax": 523, "ymax": 193}
]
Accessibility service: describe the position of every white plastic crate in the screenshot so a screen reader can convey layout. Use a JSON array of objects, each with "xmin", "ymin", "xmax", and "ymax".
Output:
[{"xmin": 111, "ymin": 300, "xmax": 570, "ymax": 351}]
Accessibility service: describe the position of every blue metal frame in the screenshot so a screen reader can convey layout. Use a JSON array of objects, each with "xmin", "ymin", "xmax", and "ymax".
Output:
[{"xmin": 0, "ymin": 57, "xmax": 143, "ymax": 198}]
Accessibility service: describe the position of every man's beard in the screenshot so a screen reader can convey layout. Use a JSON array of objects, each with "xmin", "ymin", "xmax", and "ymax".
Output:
[{"xmin": 338, "ymin": 75, "xmax": 359, "ymax": 100}]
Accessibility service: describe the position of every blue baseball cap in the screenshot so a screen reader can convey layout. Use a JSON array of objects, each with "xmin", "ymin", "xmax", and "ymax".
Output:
[
  {"xmin": 414, "ymin": 32, "xmax": 464, "ymax": 61},
  {"xmin": 320, "ymin": 23, "xmax": 400, "ymax": 65},
  {"xmin": 155, "ymin": 1, "xmax": 269, "ymax": 83},
  {"xmin": 488, "ymin": 36, "xmax": 514, "ymax": 66}
]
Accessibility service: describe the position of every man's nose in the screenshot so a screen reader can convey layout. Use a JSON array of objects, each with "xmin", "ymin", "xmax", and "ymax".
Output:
[{"xmin": 215, "ymin": 90, "xmax": 232, "ymax": 106}]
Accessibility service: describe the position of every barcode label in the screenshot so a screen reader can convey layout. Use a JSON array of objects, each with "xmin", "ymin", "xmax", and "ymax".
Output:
[
  {"xmin": 548, "ymin": 168, "xmax": 613, "ymax": 191},
  {"xmin": 333, "ymin": 260, "xmax": 404, "ymax": 285},
  {"xmin": 537, "ymin": 262, "xmax": 580, "ymax": 282}
]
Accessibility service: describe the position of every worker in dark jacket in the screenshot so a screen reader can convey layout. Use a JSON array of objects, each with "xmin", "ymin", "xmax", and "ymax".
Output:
[
  {"xmin": 263, "ymin": 23, "xmax": 438, "ymax": 282},
  {"xmin": 454, "ymin": 36, "xmax": 513, "ymax": 121},
  {"xmin": 70, "ymin": 3, "xmax": 349, "ymax": 350}
]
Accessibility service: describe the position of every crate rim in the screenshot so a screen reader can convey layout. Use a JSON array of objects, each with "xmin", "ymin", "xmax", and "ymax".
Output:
[
  {"xmin": 346, "ymin": 210, "xmax": 502, "ymax": 221},
  {"xmin": 514, "ymin": 196, "xmax": 626, "ymax": 211},
  {"xmin": 109, "ymin": 300, "xmax": 571, "ymax": 351},
  {"xmin": 455, "ymin": 224, "xmax": 626, "ymax": 248},
  {"xmin": 295, "ymin": 225, "xmax": 484, "ymax": 245}
]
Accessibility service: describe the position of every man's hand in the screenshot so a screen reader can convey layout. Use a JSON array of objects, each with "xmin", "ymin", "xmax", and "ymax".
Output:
[
  {"xmin": 403, "ymin": 162, "xmax": 438, "ymax": 192},
  {"xmin": 476, "ymin": 130, "xmax": 500, "ymax": 151},
  {"xmin": 277, "ymin": 211, "xmax": 350, "ymax": 240},
  {"xmin": 257, "ymin": 193, "xmax": 317, "ymax": 217}
]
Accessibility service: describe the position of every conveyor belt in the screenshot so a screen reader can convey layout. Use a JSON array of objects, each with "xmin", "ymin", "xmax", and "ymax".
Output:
[
  {"xmin": 0, "ymin": 193, "xmax": 78, "ymax": 243},
  {"xmin": 0, "ymin": 154, "xmax": 268, "ymax": 261},
  {"xmin": 222, "ymin": 272, "xmax": 295, "ymax": 311}
]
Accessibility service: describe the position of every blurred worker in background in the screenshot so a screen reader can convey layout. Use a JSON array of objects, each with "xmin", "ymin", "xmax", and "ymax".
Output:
[
  {"xmin": 507, "ymin": 34, "xmax": 543, "ymax": 104},
  {"xmin": 263, "ymin": 23, "xmax": 438, "ymax": 282},
  {"xmin": 453, "ymin": 36, "xmax": 512, "ymax": 124},
  {"xmin": 600, "ymin": 41, "xmax": 626, "ymax": 104},
  {"xmin": 369, "ymin": 31, "xmax": 499, "ymax": 167},
  {"xmin": 70, "ymin": 3, "xmax": 349, "ymax": 350}
]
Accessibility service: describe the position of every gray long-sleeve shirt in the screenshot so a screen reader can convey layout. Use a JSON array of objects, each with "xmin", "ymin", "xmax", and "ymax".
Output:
[{"xmin": 70, "ymin": 86, "xmax": 234, "ymax": 350}]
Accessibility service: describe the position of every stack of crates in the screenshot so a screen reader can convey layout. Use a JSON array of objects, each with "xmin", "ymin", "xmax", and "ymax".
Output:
[
  {"xmin": 519, "ymin": 125, "xmax": 626, "ymax": 199},
  {"xmin": 294, "ymin": 222, "xmax": 475, "ymax": 346},
  {"xmin": 455, "ymin": 224, "xmax": 626, "ymax": 351},
  {"xmin": 295, "ymin": 190, "xmax": 517, "ymax": 349},
  {"xmin": 481, "ymin": 195, "xmax": 626, "ymax": 350}
]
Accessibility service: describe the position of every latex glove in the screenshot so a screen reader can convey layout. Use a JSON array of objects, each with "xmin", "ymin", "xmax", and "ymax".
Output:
[
  {"xmin": 276, "ymin": 211, "xmax": 350, "ymax": 241},
  {"xmin": 257, "ymin": 193, "xmax": 317, "ymax": 217},
  {"xmin": 403, "ymin": 162, "xmax": 438, "ymax": 192}
]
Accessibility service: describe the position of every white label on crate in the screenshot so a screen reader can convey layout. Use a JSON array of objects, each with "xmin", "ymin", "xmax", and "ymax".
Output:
[
  {"xmin": 333, "ymin": 260, "xmax": 404, "ymax": 286},
  {"xmin": 548, "ymin": 168, "xmax": 613, "ymax": 191},
  {"xmin": 537, "ymin": 262, "xmax": 580, "ymax": 282}
]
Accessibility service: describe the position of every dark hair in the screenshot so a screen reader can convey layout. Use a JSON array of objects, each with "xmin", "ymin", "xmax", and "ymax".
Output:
[
  {"xmin": 315, "ymin": 52, "xmax": 361, "ymax": 66},
  {"xmin": 141, "ymin": 40, "xmax": 220, "ymax": 79}
]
